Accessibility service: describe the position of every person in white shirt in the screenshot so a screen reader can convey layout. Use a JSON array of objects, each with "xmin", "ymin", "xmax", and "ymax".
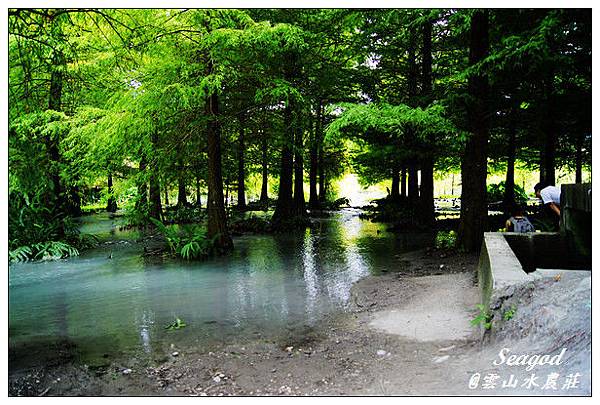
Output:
[{"xmin": 534, "ymin": 182, "xmax": 561, "ymax": 217}]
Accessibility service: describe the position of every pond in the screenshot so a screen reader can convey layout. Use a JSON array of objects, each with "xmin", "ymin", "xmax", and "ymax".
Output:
[{"xmin": 9, "ymin": 209, "xmax": 431, "ymax": 371}]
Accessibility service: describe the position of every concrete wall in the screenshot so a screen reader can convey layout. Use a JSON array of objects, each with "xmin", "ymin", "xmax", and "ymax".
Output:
[
  {"xmin": 560, "ymin": 183, "xmax": 592, "ymax": 263},
  {"xmin": 504, "ymin": 232, "xmax": 576, "ymax": 271},
  {"xmin": 478, "ymin": 228, "xmax": 591, "ymax": 311},
  {"xmin": 478, "ymin": 233, "xmax": 533, "ymax": 309}
]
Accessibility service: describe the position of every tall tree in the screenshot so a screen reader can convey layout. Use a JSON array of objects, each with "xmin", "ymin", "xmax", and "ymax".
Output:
[{"xmin": 458, "ymin": 10, "xmax": 490, "ymax": 252}]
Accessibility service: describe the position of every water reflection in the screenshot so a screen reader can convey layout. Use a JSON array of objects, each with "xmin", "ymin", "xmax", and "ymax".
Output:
[{"xmin": 9, "ymin": 209, "xmax": 431, "ymax": 369}]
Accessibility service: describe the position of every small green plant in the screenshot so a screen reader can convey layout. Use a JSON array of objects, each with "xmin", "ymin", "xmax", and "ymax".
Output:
[
  {"xmin": 502, "ymin": 304, "xmax": 517, "ymax": 321},
  {"xmin": 470, "ymin": 304, "xmax": 493, "ymax": 330},
  {"xmin": 435, "ymin": 230, "xmax": 457, "ymax": 249},
  {"xmin": 165, "ymin": 317, "xmax": 187, "ymax": 330}
]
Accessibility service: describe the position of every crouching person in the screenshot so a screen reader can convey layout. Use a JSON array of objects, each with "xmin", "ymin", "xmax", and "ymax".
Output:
[{"xmin": 505, "ymin": 205, "xmax": 536, "ymax": 233}]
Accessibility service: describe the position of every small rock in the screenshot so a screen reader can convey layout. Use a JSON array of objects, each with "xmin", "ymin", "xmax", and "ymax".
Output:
[
  {"xmin": 171, "ymin": 351, "xmax": 179, "ymax": 357},
  {"xmin": 212, "ymin": 376, "xmax": 221, "ymax": 383},
  {"xmin": 285, "ymin": 346, "xmax": 293, "ymax": 352},
  {"xmin": 376, "ymin": 350, "xmax": 387, "ymax": 356},
  {"xmin": 122, "ymin": 368, "xmax": 132, "ymax": 375},
  {"xmin": 439, "ymin": 264, "xmax": 445, "ymax": 269}
]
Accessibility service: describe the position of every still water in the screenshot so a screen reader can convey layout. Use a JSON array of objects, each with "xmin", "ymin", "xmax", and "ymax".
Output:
[{"xmin": 9, "ymin": 209, "xmax": 430, "ymax": 369}]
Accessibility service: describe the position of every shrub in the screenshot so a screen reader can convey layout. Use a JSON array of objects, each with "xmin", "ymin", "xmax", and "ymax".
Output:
[
  {"xmin": 8, "ymin": 192, "xmax": 98, "ymax": 263},
  {"xmin": 229, "ymin": 215, "xmax": 272, "ymax": 234},
  {"xmin": 487, "ymin": 181, "xmax": 528, "ymax": 205},
  {"xmin": 435, "ymin": 230, "xmax": 457, "ymax": 249},
  {"xmin": 163, "ymin": 205, "xmax": 204, "ymax": 224}
]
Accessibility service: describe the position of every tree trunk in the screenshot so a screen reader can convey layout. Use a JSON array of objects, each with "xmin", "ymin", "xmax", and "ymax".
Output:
[
  {"xmin": 47, "ymin": 50, "xmax": 65, "ymax": 234},
  {"xmin": 541, "ymin": 74, "xmax": 556, "ymax": 185},
  {"xmin": 259, "ymin": 131, "xmax": 269, "ymax": 207},
  {"xmin": 272, "ymin": 103, "xmax": 295, "ymax": 226},
  {"xmin": 503, "ymin": 119, "xmax": 516, "ymax": 209},
  {"xmin": 407, "ymin": 31, "xmax": 418, "ymax": 106},
  {"xmin": 206, "ymin": 89, "xmax": 233, "ymax": 252},
  {"xmin": 237, "ymin": 115, "xmax": 246, "ymax": 209},
  {"xmin": 225, "ymin": 178, "xmax": 229, "ymax": 208},
  {"xmin": 164, "ymin": 181, "xmax": 169, "ymax": 207},
  {"xmin": 406, "ymin": 32, "xmax": 419, "ymax": 207},
  {"xmin": 69, "ymin": 186, "xmax": 82, "ymax": 217},
  {"xmin": 420, "ymin": 16, "xmax": 435, "ymax": 225},
  {"xmin": 136, "ymin": 155, "xmax": 148, "ymax": 214},
  {"xmin": 148, "ymin": 174, "xmax": 162, "ymax": 221},
  {"xmin": 177, "ymin": 157, "xmax": 188, "ymax": 207},
  {"xmin": 458, "ymin": 10, "xmax": 490, "ymax": 253},
  {"xmin": 390, "ymin": 165, "xmax": 400, "ymax": 200},
  {"xmin": 401, "ymin": 167, "xmax": 407, "ymax": 197},
  {"xmin": 309, "ymin": 100, "xmax": 322, "ymax": 209},
  {"xmin": 421, "ymin": 17, "xmax": 433, "ymax": 104},
  {"xmin": 318, "ymin": 143, "xmax": 326, "ymax": 203},
  {"xmin": 196, "ymin": 173, "xmax": 202, "ymax": 207},
  {"xmin": 107, "ymin": 171, "xmax": 118, "ymax": 212},
  {"xmin": 575, "ymin": 132, "xmax": 583, "ymax": 183},
  {"xmin": 408, "ymin": 163, "xmax": 419, "ymax": 202},
  {"xmin": 420, "ymin": 158, "xmax": 435, "ymax": 225},
  {"xmin": 293, "ymin": 112, "xmax": 306, "ymax": 217},
  {"xmin": 148, "ymin": 132, "xmax": 162, "ymax": 221}
]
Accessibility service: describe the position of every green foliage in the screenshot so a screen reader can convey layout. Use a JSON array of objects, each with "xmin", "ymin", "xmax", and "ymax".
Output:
[
  {"xmin": 149, "ymin": 218, "xmax": 215, "ymax": 260},
  {"xmin": 31, "ymin": 241, "xmax": 79, "ymax": 261},
  {"xmin": 487, "ymin": 181, "xmax": 529, "ymax": 205},
  {"xmin": 8, "ymin": 191, "xmax": 97, "ymax": 262},
  {"xmin": 435, "ymin": 230, "xmax": 458, "ymax": 249},
  {"xmin": 7, "ymin": 9, "xmax": 591, "ymax": 257},
  {"xmin": 471, "ymin": 304, "xmax": 493, "ymax": 330},
  {"xmin": 163, "ymin": 206, "xmax": 204, "ymax": 224},
  {"xmin": 10, "ymin": 241, "xmax": 80, "ymax": 263},
  {"xmin": 9, "ymin": 246, "xmax": 33, "ymax": 263},
  {"xmin": 326, "ymin": 102, "xmax": 461, "ymax": 188}
]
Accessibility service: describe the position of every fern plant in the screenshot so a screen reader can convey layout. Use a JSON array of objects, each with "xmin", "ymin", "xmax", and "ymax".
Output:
[
  {"xmin": 150, "ymin": 218, "xmax": 215, "ymax": 260},
  {"xmin": 9, "ymin": 246, "xmax": 33, "ymax": 263},
  {"xmin": 32, "ymin": 241, "xmax": 79, "ymax": 260}
]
